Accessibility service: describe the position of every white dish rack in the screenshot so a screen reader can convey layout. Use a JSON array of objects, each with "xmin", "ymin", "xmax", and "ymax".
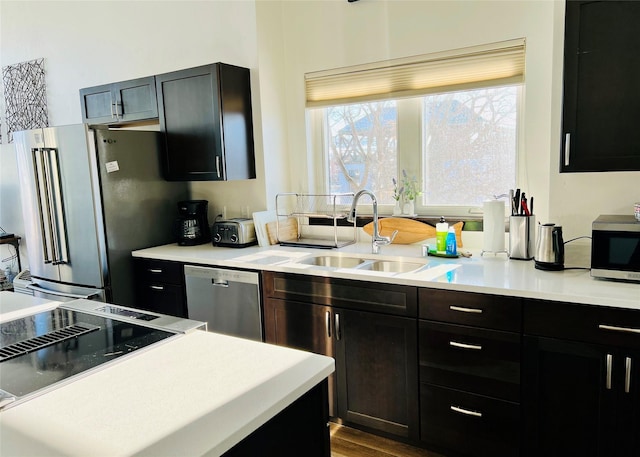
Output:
[{"xmin": 275, "ymin": 193, "xmax": 356, "ymax": 248}]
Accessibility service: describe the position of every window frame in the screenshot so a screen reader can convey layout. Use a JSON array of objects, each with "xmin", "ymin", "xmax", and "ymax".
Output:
[{"xmin": 308, "ymin": 83, "xmax": 523, "ymax": 218}]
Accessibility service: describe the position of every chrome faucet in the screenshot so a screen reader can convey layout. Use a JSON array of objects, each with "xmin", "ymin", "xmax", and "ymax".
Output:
[{"xmin": 347, "ymin": 189, "xmax": 397, "ymax": 254}]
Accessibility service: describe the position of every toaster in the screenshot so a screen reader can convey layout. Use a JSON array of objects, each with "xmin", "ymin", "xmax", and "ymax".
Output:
[{"xmin": 212, "ymin": 218, "xmax": 257, "ymax": 247}]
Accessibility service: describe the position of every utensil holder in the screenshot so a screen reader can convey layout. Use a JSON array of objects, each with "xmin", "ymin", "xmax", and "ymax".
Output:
[{"xmin": 509, "ymin": 215, "xmax": 535, "ymax": 260}]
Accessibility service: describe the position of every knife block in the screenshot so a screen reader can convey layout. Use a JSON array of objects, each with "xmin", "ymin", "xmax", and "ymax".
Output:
[{"xmin": 509, "ymin": 215, "xmax": 535, "ymax": 260}]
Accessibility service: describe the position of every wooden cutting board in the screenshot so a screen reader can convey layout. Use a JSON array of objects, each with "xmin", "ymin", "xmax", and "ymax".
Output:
[
  {"xmin": 363, "ymin": 218, "xmax": 463, "ymax": 246},
  {"xmin": 266, "ymin": 217, "xmax": 298, "ymax": 245}
]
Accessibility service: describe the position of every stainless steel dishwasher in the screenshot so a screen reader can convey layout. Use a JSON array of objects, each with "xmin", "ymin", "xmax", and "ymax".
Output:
[{"xmin": 184, "ymin": 265, "xmax": 262, "ymax": 341}]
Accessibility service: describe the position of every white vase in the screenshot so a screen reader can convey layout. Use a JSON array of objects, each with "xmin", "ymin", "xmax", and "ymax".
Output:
[
  {"xmin": 403, "ymin": 200, "xmax": 415, "ymax": 216},
  {"xmin": 393, "ymin": 201, "xmax": 402, "ymax": 215}
]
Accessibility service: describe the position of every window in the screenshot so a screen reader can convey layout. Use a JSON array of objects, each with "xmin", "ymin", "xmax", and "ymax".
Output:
[{"xmin": 306, "ymin": 39, "xmax": 524, "ymax": 216}]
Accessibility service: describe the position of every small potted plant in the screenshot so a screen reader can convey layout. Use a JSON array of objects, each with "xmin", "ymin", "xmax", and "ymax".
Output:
[
  {"xmin": 401, "ymin": 170, "xmax": 421, "ymax": 216},
  {"xmin": 392, "ymin": 177, "xmax": 404, "ymax": 215}
]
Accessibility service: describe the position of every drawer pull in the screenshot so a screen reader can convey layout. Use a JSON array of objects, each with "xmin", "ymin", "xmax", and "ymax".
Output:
[
  {"xmin": 606, "ymin": 353, "xmax": 613, "ymax": 390},
  {"xmin": 450, "ymin": 305, "xmax": 483, "ymax": 314},
  {"xmin": 450, "ymin": 341, "xmax": 482, "ymax": 351},
  {"xmin": 599, "ymin": 324, "xmax": 640, "ymax": 335},
  {"xmin": 150, "ymin": 285, "xmax": 164, "ymax": 291},
  {"xmin": 148, "ymin": 268, "xmax": 163, "ymax": 274},
  {"xmin": 450, "ymin": 405, "xmax": 482, "ymax": 418},
  {"xmin": 625, "ymin": 357, "xmax": 632, "ymax": 394}
]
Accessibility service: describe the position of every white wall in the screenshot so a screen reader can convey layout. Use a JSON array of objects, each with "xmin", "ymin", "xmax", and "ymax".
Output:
[
  {"xmin": 1, "ymin": 0, "xmax": 638, "ymax": 272},
  {"xmin": 272, "ymin": 0, "xmax": 639, "ymax": 241}
]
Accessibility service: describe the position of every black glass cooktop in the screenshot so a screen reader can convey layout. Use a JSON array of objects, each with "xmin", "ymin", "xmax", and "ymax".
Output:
[{"xmin": 0, "ymin": 308, "xmax": 176, "ymax": 402}]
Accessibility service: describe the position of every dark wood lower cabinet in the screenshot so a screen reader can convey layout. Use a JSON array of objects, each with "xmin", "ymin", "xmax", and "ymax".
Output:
[
  {"xmin": 263, "ymin": 298, "xmax": 337, "ymax": 416},
  {"xmin": 523, "ymin": 336, "xmax": 640, "ymax": 457},
  {"xmin": 263, "ymin": 295, "xmax": 419, "ymax": 441},
  {"xmin": 222, "ymin": 380, "xmax": 330, "ymax": 457},
  {"xmin": 335, "ymin": 308, "xmax": 418, "ymax": 439},
  {"xmin": 133, "ymin": 258, "xmax": 187, "ymax": 317},
  {"xmin": 420, "ymin": 383, "xmax": 520, "ymax": 457},
  {"xmin": 523, "ymin": 299, "xmax": 640, "ymax": 457}
]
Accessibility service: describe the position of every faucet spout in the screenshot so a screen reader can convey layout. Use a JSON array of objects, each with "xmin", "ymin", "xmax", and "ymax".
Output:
[{"xmin": 348, "ymin": 189, "xmax": 395, "ymax": 254}]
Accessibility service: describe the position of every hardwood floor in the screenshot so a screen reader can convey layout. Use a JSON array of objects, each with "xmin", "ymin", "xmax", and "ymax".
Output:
[{"xmin": 330, "ymin": 424, "xmax": 446, "ymax": 457}]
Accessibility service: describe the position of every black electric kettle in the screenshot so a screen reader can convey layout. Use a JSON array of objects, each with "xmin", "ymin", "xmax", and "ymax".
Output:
[{"xmin": 534, "ymin": 223, "xmax": 564, "ymax": 270}]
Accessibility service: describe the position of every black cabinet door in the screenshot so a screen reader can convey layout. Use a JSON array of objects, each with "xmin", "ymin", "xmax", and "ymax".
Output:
[
  {"xmin": 335, "ymin": 308, "xmax": 419, "ymax": 440},
  {"xmin": 561, "ymin": 1, "xmax": 640, "ymax": 172},
  {"xmin": 80, "ymin": 77, "xmax": 157, "ymax": 124},
  {"xmin": 155, "ymin": 63, "xmax": 256, "ymax": 181},
  {"xmin": 523, "ymin": 336, "xmax": 616, "ymax": 457},
  {"xmin": 263, "ymin": 297, "xmax": 337, "ymax": 416},
  {"xmin": 615, "ymin": 348, "xmax": 640, "ymax": 457}
]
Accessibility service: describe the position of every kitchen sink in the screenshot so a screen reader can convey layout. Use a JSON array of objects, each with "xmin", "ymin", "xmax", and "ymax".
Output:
[
  {"xmin": 299, "ymin": 255, "xmax": 367, "ymax": 268},
  {"xmin": 298, "ymin": 255, "xmax": 428, "ymax": 274},
  {"xmin": 359, "ymin": 260, "xmax": 427, "ymax": 273}
]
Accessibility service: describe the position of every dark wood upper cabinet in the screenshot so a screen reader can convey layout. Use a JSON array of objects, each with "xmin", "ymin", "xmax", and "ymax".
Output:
[
  {"xmin": 155, "ymin": 63, "xmax": 256, "ymax": 181},
  {"xmin": 561, "ymin": 1, "xmax": 640, "ymax": 172},
  {"xmin": 80, "ymin": 77, "xmax": 158, "ymax": 125}
]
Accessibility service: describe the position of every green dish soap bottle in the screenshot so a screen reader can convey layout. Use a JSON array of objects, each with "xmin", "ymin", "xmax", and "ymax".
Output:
[{"xmin": 436, "ymin": 217, "xmax": 448, "ymax": 252}]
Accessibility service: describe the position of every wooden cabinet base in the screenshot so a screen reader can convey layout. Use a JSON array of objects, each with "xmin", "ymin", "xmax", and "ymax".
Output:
[{"xmin": 222, "ymin": 380, "xmax": 330, "ymax": 457}]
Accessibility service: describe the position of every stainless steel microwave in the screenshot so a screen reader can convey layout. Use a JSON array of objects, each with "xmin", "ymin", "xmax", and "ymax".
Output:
[{"xmin": 591, "ymin": 215, "xmax": 640, "ymax": 282}]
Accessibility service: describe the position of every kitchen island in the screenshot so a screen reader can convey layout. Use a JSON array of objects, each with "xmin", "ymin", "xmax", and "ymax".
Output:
[{"xmin": 0, "ymin": 292, "xmax": 335, "ymax": 457}]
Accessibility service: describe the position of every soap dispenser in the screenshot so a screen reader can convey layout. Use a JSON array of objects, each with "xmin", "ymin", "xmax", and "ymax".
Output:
[
  {"xmin": 446, "ymin": 227, "xmax": 457, "ymax": 255},
  {"xmin": 436, "ymin": 217, "xmax": 449, "ymax": 252}
]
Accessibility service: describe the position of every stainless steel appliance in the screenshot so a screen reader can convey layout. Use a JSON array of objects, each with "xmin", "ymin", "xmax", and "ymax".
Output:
[
  {"xmin": 591, "ymin": 214, "xmax": 640, "ymax": 282},
  {"xmin": 14, "ymin": 125, "xmax": 188, "ymax": 306},
  {"xmin": 175, "ymin": 200, "xmax": 210, "ymax": 246},
  {"xmin": 0, "ymin": 299, "xmax": 205, "ymax": 411},
  {"xmin": 184, "ymin": 265, "xmax": 262, "ymax": 341},
  {"xmin": 211, "ymin": 218, "xmax": 257, "ymax": 247},
  {"xmin": 534, "ymin": 223, "xmax": 565, "ymax": 271}
]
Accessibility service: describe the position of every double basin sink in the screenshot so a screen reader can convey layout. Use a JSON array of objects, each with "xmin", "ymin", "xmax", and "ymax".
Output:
[{"xmin": 298, "ymin": 255, "xmax": 428, "ymax": 274}]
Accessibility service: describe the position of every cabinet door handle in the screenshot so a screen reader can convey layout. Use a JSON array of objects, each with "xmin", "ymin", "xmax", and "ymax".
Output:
[
  {"xmin": 599, "ymin": 324, "xmax": 640, "ymax": 335},
  {"xmin": 564, "ymin": 133, "xmax": 571, "ymax": 167},
  {"xmin": 150, "ymin": 285, "xmax": 164, "ymax": 290},
  {"xmin": 215, "ymin": 156, "xmax": 221, "ymax": 178},
  {"xmin": 606, "ymin": 353, "xmax": 613, "ymax": 390},
  {"xmin": 625, "ymin": 357, "xmax": 632, "ymax": 394},
  {"xmin": 148, "ymin": 268, "xmax": 163, "ymax": 274},
  {"xmin": 450, "ymin": 341, "xmax": 482, "ymax": 351},
  {"xmin": 325, "ymin": 311, "xmax": 332, "ymax": 338},
  {"xmin": 450, "ymin": 405, "xmax": 482, "ymax": 418},
  {"xmin": 449, "ymin": 305, "xmax": 483, "ymax": 314},
  {"xmin": 335, "ymin": 313, "xmax": 341, "ymax": 341}
]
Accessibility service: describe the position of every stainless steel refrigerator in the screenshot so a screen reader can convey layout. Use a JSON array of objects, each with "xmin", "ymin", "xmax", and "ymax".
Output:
[{"xmin": 14, "ymin": 124, "xmax": 189, "ymax": 306}]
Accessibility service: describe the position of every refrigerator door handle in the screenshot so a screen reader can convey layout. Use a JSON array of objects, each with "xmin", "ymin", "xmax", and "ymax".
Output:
[
  {"xmin": 26, "ymin": 284, "xmax": 100, "ymax": 299},
  {"xmin": 46, "ymin": 148, "xmax": 69, "ymax": 265},
  {"xmin": 32, "ymin": 148, "xmax": 54, "ymax": 264}
]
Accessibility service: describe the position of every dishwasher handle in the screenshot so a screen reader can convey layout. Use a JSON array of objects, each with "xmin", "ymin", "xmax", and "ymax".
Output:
[{"xmin": 211, "ymin": 279, "xmax": 230, "ymax": 287}]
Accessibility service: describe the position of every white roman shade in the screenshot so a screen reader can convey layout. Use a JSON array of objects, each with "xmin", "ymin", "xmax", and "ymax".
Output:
[{"xmin": 305, "ymin": 38, "xmax": 525, "ymax": 108}]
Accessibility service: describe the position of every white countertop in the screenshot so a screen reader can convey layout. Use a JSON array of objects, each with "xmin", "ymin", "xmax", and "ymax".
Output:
[
  {"xmin": 133, "ymin": 242, "xmax": 640, "ymax": 311},
  {"xmin": 0, "ymin": 294, "xmax": 335, "ymax": 457},
  {"xmin": 0, "ymin": 291, "xmax": 61, "ymax": 323}
]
